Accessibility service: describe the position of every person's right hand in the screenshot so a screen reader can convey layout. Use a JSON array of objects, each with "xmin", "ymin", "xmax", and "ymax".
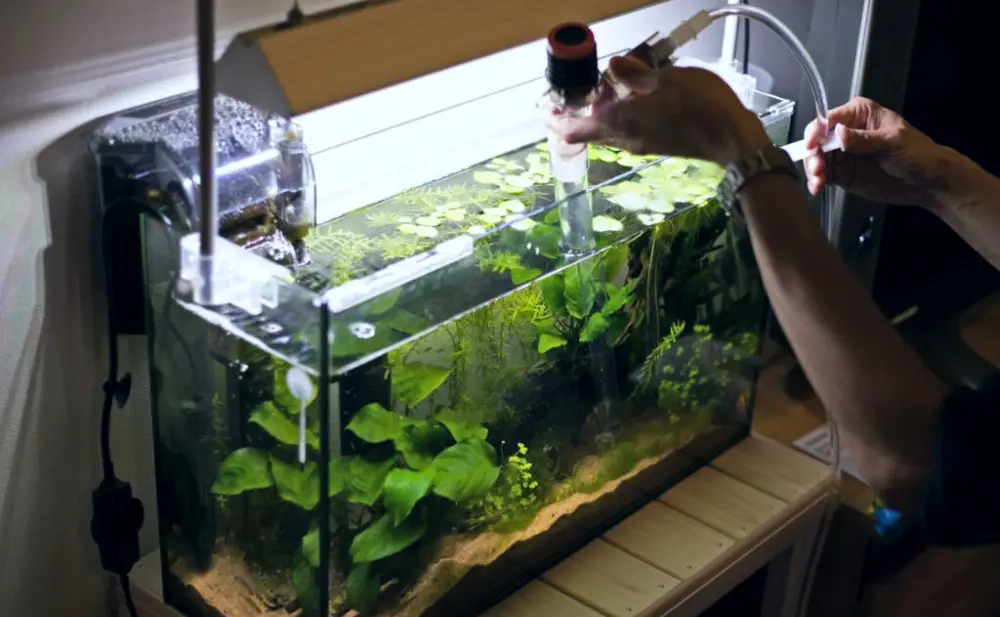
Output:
[{"xmin": 804, "ymin": 97, "xmax": 944, "ymax": 207}]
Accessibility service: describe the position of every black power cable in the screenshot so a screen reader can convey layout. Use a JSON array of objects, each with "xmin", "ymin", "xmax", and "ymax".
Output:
[
  {"xmin": 91, "ymin": 198, "xmax": 172, "ymax": 617},
  {"xmin": 741, "ymin": 0, "xmax": 751, "ymax": 76}
]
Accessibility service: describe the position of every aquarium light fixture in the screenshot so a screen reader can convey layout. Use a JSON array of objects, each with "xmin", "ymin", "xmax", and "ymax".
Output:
[
  {"xmin": 215, "ymin": 0, "xmax": 673, "ymax": 119},
  {"xmin": 255, "ymin": 2, "xmax": 712, "ymax": 222}
]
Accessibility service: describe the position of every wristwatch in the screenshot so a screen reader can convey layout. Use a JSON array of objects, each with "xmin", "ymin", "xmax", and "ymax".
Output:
[{"xmin": 717, "ymin": 144, "xmax": 799, "ymax": 222}]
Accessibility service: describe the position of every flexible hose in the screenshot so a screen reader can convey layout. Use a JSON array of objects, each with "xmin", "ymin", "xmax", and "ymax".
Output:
[{"xmin": 686, "ymin": 7, "xmax": 843, "ymax": 613}]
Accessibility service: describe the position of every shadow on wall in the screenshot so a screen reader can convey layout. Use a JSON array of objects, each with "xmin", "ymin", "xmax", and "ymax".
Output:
[{"xmin": 0, "ymin": 122, "xmax": 157, "ymax": 617}]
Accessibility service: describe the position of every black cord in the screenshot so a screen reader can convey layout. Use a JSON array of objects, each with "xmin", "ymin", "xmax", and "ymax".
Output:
[
  {"xmin": 92, "ymin": 198, "xmax": 172, "ymax": 617},
  {"xmin": 120, "ymin": 574, "xmax": 139, "ymax": 617},
  {"xmin": 741, "ymin": 0, "xmax": 751, "ymax": 75}
]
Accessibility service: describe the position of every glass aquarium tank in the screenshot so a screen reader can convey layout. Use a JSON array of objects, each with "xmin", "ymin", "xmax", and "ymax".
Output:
[{"xmin": 91, "ymin": 83, "xmax": 794, "ymax": 617}]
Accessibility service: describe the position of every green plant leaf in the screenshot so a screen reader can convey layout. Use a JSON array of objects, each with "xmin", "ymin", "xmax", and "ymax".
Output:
[
  {"xmin": 538, "ymin": 333, "xmax": 568, "ymax": 354},
  {"xmin": 344, "ymin": 455, "xmax": 395, "ymax": 506},
  {"xmin": 332, "ymin": 321, "xmax": 395, "ymax": 359},
  {"xmin": 250, "ymin": 402, "xmax": 320, "ymax": 450},
  {"xmin": 328, "ymin": 457, "xmax": 349, "ymax": 497},
  {"xmin": 302, "ymin": 525, "xmax": 320, "ymax": 568},
  {"xmin": 392, "ymin": 362, "xmax": 451, "ymax": 408},
  {"xmin": 384, "ymin": 309, "xmax": 429, "ymax": 335},
  {"xmin": 580, "ymin": 313, "xmax": 610, "ymax": 343},
  {"xmin": 602, "ymin": 280, "xmax": 636, "ymax": 316},
  {"xmin": 434, "ymin": 409, "xmax": 489, "ymax": 443},
  {"xmin": 473, "ymin": 171, "xmax": 504, "ymax": 185},
  {"xmin": 270, "ymin": 457, "xmax": 320, "ymax": 510},
  {"xmin": 510, "ymin": 266, "xmax": 542, "ymax": 285},
  {"xmin": 347, "ymin": 403, "xmax": 409, "ymax": 444},
  {"xmin": 363, "ymin": 288, "xmax": 401, "ymax": 316},
  {"xmin": 383, "ymin": 469, "xmax": 433, "ymax": 525},
  {"xmin": 394, "ymin": 421, "xmax": 453, "ymax": 471},
  {"xmin": 347, "ymin": 563, "xmax": 381, "ymax": 615},
  {"xmin": 527, "ymin": 224, "xmax": 562, "ymax": 259},
  {"xmin": 211, "ymin": 448, "xmax": 274, "ymax": 496},
  {"xmin": 292, "ymin": 551, "xmax": 321, "ymax": 617},
  {"xmin": 602, "ymin": 245, "xmax": 629, "ymax": 282},
  {"xmin": 592, "ymin": 215, "xmax": 624, "ymax": 233},
  {"xmin": 540, "ymin": 275, "xmax": 567, "ymax": 317},
  {"xmin": 350, "ymin": 514, "xmax": 427, "ymax": 564},
  {"xmin": 564, "ymin": 264, "xmax": 596, "ymax": 319},
  {"xmin": 429, "ymin": 441, "xmax": 500, "ymax": 503},
  {"xmin": 274, "ymin": 367, "xmax": 317, "ymax": 412}
]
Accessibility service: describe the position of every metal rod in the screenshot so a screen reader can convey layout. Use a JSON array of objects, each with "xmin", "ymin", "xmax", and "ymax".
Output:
[{"xmin": 197, "ymin": 0, "xmax": 218, "ymax": 300}]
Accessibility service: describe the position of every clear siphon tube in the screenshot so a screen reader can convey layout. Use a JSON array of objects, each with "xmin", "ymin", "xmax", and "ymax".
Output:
[
  {"xmin": 540, "ymin": 23, "xmax": 603, "ymax": 255},
  {"xmin": 703, "ymin": 4, "xmax": 841, "ymax": 485}
]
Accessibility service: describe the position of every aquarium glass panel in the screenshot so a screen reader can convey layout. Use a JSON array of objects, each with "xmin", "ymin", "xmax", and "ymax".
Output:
[{"xmin": 137, "ymin": 88, "xmax": 794, "ymax": 617}]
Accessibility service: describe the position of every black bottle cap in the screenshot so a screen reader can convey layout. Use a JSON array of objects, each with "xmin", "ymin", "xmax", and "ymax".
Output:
[{"xmin": 546, "ymin": 23, "xmax": 599, "ymax": 105}]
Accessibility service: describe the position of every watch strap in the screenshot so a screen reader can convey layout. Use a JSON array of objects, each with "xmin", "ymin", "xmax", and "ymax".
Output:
[{"xmin": 717, "ymin": 144, "xmax": 799, "ymax": 221}]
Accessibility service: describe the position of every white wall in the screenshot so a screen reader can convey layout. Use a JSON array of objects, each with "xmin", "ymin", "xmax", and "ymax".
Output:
[
  {"xmin": 0, "ymin": 1, "xmax": 727, "ymax": 616},
  {"xmin": 0, "ymin": 2, "xmax": 359, "ymax": 615}
]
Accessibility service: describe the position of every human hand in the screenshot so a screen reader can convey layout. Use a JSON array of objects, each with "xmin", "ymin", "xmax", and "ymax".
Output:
[
  {"xmin": 558, "ymin": 56, "xmax": 771, "ymax": 167},
  {"xmin": 804, "ymin": 97, "xmax": 944, "ymax": 207}
]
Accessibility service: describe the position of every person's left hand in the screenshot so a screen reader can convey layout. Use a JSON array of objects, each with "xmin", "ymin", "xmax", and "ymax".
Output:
[{"xmin": 558, "ymin": 56, "xmax": 771, "ymax": 167}]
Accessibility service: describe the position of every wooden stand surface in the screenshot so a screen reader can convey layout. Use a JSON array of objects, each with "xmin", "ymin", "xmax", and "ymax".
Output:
[{"xmin": 120, "ymin": 435, "xmax": 835, "ymax": 617}]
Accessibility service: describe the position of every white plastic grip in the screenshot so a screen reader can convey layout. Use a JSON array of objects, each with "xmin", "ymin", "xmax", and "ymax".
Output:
[{"xmin": 781, "ymin": 129, "xmax": 843, "ymax": 164}]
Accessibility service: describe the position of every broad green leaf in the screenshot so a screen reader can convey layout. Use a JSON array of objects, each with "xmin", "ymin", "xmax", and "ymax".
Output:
[
  {"xmin": 592, "ymin": 215, "xmax": 624, "ymax": 233},
  {"xmin": 429, "ymin": 441, "xmax": 500, "ymax": 503},
  {"xmin": 434, "ymin": 409, "xmax": 489, "ymax": 443},
  {"xmin": 499, "ymin": 199, "xmax": 526, "ymax": 213},
  {"xmin": 383, "ymin": 469, "xmax": 433, "ymax": 525},
  {"xmin": 602, "ymin": 244, "xmax": 629, "ymax": 282},
  {"xmin": 250, "ymin": 402, "xmax": 320, "ymax": 450},
  {"xmin": 392, "ymin": 362, "xmax": 451, "ymax": 408},
  {"xmin": 328, "ymin": 457, "xmax": 350, "ymax": 497},
  {"xmin": 384, "ymin": 309, "xmax": 429, "ymax": 335},
  {"xmin": 473, "ymin": 171, "xmax": 504, "ymax": 185},
  {"xmin": 580, "ymin": 313, "xmax": 610, "ymax": 343},
  {"xmin": 510, "ymin": 217, "xmax": 536, "ymax": 232},
  {"xmin": 347, "ymin": 563, "xmax": 380, "ymax": 615},
  {"xmin": 302, "ymin": 525, "xmax": 320, "ymax": 568},
  {"xmin": 538, "ymin": 333, "xmax": 568, "ymax": 354},
  {"xmin": 274, "ymin": 366, "xmax": 317, "ymax": 411},
  {"xmin": 526, "ymin": 224, "xmax": 562, "ymax": 259},
  {"xmin": 543, "ymin": 209, "xmax": 561, "ymax": 225},
  {"xmin": 292, "ymin": 552, "xmax": 321, "ymax": 616},
  {"xmin": 270, "ymin": 457, "xmax": 320, "ymax": 510},
  {"xmin": 345, "ymin": 456, "xmax": 396, "ymax": 506},
  {"xmin": 363, "ymin": 288, "xmax": 401, "ymax": 316},
  {"xmin": 347, "ymin": 403, "xmax": 408, "ymax": 444},
  {"xmin": 211, "ymin": 448, "xmax": 273, "ymax": 496},
  {"xmin": 540, "ymin": 275, "xmax": 567, "ymax": 317},
  {"xmin": 332, "ymin": 321, "xmax": 395, "ymax": 359},
  {"xmin": 350, "ymin": 514, "xmax": 427, "ymax": 564},
  {"xmin": 394, "ymin": 421, "xmax": 453, "ymax": 471},
  {"xmin": 510, "ymin": 266, "xmax": 542, "ymax": 285},
  {"xmin": 602, "ymin": 280, "xmax": 636, "ymax": 316},
  {"xmin": 563, "ymin": 264, "xmax": 596, "ymax": 319}
]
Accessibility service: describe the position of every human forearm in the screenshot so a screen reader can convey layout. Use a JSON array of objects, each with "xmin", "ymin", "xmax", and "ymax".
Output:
[
  {"xmin": 740, "ymin": 174, "xmax": 949, "ymax": 510},
  {"xmin": 926, "ymin": 146, "xmax": 1000, "ymax": 269}
]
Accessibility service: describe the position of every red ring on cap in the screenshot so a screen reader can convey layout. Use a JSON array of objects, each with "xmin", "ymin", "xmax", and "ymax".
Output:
[{"xmin": 547, "ymin": 22, "xmax": 597, "ymax": 61}]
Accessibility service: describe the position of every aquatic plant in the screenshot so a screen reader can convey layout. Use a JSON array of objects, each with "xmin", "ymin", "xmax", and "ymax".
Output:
[
  {"xmin": 470, "ymin": 442, "xmax": 541, "ymax": 530},
  {"xmin": 338, "ymin": 403, "xmax": 499, "ymax": 614}
]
